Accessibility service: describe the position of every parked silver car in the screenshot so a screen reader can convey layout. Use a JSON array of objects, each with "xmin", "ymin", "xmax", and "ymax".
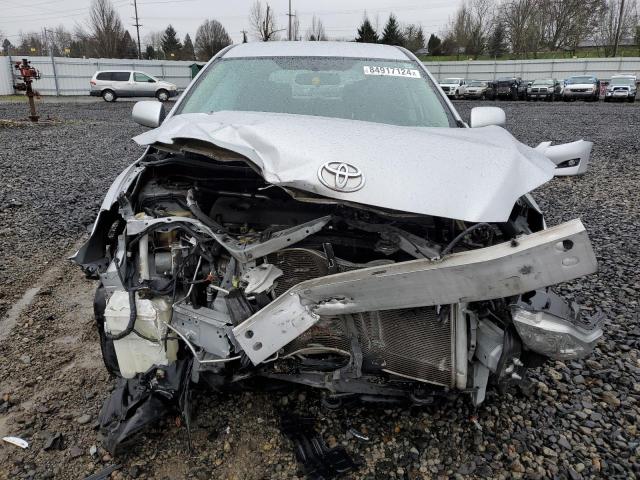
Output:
[
  {"xmin": 89, "ymin": 70, "xmax": 178, "ymax": 102},
  {"xmin": 75, "ymin": 42, "xmax": 600, "ymax": 454}
]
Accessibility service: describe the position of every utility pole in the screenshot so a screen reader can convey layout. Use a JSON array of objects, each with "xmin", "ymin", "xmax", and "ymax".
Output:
[
  {"xmin": 133, "ymin": 0, "xmax": 142, "ymax": 59},
  {"xmin": 613, "ymin": 0, "xmax": 626, "ymax": 57},
  {"xmin": 287, "ymin": 0, "xmax": 293, "ymax": 41}
]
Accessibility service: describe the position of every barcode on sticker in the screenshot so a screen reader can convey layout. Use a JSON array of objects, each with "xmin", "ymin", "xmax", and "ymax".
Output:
[{"xmin": 363, "ymin": 66, "xmax": 421, "ymax": 78}]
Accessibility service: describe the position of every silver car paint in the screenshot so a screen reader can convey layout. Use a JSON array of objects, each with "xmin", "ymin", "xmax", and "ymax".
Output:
[{"xmin": 133, "ymin": 111, "xmax": 556, "ymax": 223}]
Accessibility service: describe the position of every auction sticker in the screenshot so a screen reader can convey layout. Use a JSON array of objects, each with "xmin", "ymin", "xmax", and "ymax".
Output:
[{"xmin": 363, "ymin": 66, "xmax": 421, "ymax": 78}]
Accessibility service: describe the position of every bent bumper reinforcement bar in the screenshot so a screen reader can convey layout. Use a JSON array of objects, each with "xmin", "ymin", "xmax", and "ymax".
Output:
[{"xmin": 233, "ymin": 219, "xmax": 598, "ymax": 364}]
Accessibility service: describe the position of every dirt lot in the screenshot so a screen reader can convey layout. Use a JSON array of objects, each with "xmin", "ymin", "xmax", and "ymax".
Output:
[{"xmin": 0, "ymin": 98, "xmax": 638, "ymax": 480}]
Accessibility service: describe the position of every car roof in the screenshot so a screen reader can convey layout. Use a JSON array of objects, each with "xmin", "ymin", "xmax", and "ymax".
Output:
[
  {"xmin": 95, "ymin": 70, "xmax": 133, "ymax": 73},
  {"xmin": 222, "ymin": 41, "xmax": 410, "ymax": 60}
]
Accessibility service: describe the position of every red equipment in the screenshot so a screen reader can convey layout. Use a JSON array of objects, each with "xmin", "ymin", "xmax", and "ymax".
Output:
[{"xmin": 14, "ymin": 58, "xmax": 41, "ymax": 122}]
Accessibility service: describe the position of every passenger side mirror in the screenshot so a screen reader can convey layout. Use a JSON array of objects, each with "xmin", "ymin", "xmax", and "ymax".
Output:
[
  {"xmin": 132, "ymin": 101, "xmax": 166, "ymax": 128},
  {"xmin": 469, "ymin": 107, "xmax": 506, "ymax": 128}
]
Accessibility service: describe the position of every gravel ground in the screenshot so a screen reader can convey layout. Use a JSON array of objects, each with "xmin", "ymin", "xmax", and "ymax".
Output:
[{"xmin": 0, "ymin": 98, "xmax": 638, "ymax": 480}]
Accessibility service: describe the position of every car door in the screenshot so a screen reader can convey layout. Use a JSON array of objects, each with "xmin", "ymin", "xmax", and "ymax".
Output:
[
  {"xmin": 108, "ymin": 71, "xmax": 133, "ymax": 96},
  {"xmin": 133, "ymin": 72, "xmax": 157, "ymax": 97}
]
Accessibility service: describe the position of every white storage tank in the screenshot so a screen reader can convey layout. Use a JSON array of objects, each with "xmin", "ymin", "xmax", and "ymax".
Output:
[{"xmin": 104, "ymin": 291, "xmax": 178, "ymax": 378}]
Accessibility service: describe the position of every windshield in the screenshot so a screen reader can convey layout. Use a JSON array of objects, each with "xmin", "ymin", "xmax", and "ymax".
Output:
[
  {"xmin": 442, "ymin": 78, "xmax": 461, "ymax": 84},
  {"xmin": 610, "ymin": 77, "xmax": 635, "ymax": 86},
  {"xmin": 177, "ymin": 57, "xmax": 454, "ymax": 128},
  {"xmin": 468, "ymin": 81, "xmax": 486, "ymax": 87},
  {"xmin": 533, "ymin": 79, "xmax": 554, "ymax": 85},
  {"xmin": 567, "ymin": 76, "xmax": 595, "ymax": 84}
]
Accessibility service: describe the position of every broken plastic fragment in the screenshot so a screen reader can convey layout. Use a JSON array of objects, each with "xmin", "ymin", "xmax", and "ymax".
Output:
[{"xmin": 2, "ymin": 436, "xmax": 28, "ymax": 449}]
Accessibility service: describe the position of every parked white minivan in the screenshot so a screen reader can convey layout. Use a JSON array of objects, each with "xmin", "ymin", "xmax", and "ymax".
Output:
[{"xmin": 89, "ymin": 70, "xmax": 178, "ymax": 102}]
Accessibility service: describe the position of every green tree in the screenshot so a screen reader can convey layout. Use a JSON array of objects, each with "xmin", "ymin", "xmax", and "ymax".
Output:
[
  {"xmin": 145, "ymin": 45, "xmax": 156, "ymax": 59},
  {"xmin": 161, "ymin": 24, "xmax": 182, "ymax": 59},
  {"xmin": 427, "ymin": 33, "xmax": 442, "ymax": 55},
  {"xmin": 182, "ymin": 33, "xmax": 195, "ymax": 60},
  {"xmin": 488, "ymin": 21, "xmax": 507, "ymax": 58},
  {"xmin": 381, "ymin": 14, "xmax": 404, "ymax": 46},
  {"xmin": 355, "ymin": 16, "xmax": 378, "ymax": 43},
  {"xmin": 2, "ymin": 38, "xmax": 13, "ymax": 55},
  {"xmin": 119, "ymin": 30, "xmax": 138, "ymax": 58}
]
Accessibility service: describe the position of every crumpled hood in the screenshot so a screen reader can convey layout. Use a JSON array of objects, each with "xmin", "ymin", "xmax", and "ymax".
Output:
[{"xmin": 134, "ymin": 111, "xmax": 556, "ymax": 222}]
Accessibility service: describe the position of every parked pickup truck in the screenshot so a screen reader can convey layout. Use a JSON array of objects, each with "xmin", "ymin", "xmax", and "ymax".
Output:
[
  {"xmin": 495, "ymin": 77, "xmax": 527, "ymax": 100},
  {"xmin": 438, "ymin": 77, "xmax": 466, "ymax": 99},
  {"xmin": 526, "ymin": 79, "xmax": 562, "ymax": 101},
  {"xmin": 604, "ymin": 74, "xmax": 637, "ymax": 103}
]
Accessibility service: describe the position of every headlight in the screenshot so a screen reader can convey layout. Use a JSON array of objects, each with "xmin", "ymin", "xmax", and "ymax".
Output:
[
  {"xmin": 511, "ymin": 307, "xmax": 602, "ymax": 360},
  {"xmin": 547, "ymin": 87, "xmax": 554, "ymax": 92}
]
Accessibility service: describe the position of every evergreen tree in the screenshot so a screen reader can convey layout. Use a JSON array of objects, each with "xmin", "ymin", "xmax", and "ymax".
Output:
[
  {"xmin": 145, "ymin": 45, "xmax": 156, "ymax": 59},
  {"xmin": 487, "ymin": 22, "xmax": 507, "ymax": 58},
  {"xmin": 119, "ymin": 30, "xmax": 138, "ymax": 58},
  {"xmin": 182, "ymin": 33, "xmax": 195, "ymax": 60},
  {"xmin": 427, "ymin": 33, "xmax": 442, "ymax": 56},
  {"xmin": 355, "ymin": 17, "xmax": 378, "ymax": 43},
  {"xmin": 2, "ymin": 38, "xmax": 13, "ymax": 55},
  {"xmin": 161, "ymin": 24, "xmax": 182, "ymax": 58},
  {"xmin": 380, "ymin": 14, "xmax": 404, "ymax": 46}
]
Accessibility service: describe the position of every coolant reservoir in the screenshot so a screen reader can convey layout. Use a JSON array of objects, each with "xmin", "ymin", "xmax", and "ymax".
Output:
[{"xmin": 104, "ymin": 291, "xmax": 178, "ymax": 378}]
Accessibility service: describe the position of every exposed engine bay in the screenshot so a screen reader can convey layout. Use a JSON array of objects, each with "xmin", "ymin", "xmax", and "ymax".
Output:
[{"xmin": 74, "ymin": 149, "xmax": 603, "ymax": 454}]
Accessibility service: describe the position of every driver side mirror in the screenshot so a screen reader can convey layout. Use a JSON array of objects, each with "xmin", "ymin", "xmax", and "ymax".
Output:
[
  {"xmin": 469, "ymin": 107, "xmax": 506, "ymax": 128},
  {"xmin": 132, "ymin": 101, "xmax": 166, "ymax": 128}
]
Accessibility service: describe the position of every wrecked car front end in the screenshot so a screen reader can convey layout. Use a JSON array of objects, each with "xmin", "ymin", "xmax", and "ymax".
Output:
[{"xmin": 72, "ymin": 43, "xmax": 602, "ymax": 453}]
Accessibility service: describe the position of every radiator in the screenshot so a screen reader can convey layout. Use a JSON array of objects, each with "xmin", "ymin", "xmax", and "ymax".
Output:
[{"xmin": 268, "ymin": 249, "xmax": 456, "ymax": 387}]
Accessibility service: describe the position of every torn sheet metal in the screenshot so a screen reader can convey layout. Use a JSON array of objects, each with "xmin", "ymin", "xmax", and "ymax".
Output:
[
  {"xmin": 133, "ymin": 111, "xmax": 557, "ymax": 223},
  {"xmin": 234, "ymin": 219, "xmax": 597, "ymax": 364}
]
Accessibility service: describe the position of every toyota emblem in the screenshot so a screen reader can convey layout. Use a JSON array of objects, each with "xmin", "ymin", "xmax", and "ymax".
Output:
[{"xmin": 317, "ymin": 162, "xmax": 365, "ymax": 193}]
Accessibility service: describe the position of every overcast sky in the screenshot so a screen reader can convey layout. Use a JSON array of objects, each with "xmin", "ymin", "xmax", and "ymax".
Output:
[{"xmin": 1, "ymin": 0, "xmax": 463, "ymax": 45}]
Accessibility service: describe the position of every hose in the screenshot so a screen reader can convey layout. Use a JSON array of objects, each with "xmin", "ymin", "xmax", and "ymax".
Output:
[
  {"xmin": 104, "ymin": 290, "xmax": 137, "ymax": 341},
  {"xmin": 440, "ymin": 222, "xmax": 492, "ymax": 256},
  {"xmin": 186, "ymin": 188, "xmax": 227, "ymax": 234}
]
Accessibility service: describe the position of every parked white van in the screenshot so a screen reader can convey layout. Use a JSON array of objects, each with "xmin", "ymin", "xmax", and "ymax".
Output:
[{"xmin": 89, "ymin": 70, "xmax": 178, "ymax": 102}]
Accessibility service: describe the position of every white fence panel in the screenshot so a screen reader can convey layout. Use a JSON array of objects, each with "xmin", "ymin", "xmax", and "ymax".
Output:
[
  {"xmin": 2, "ymin": 55, "xmax": 639, "ymax": 96},
  {"xmin": 1, "ymin": 56, "xmax": 199, "ymax": 95},
  {"xmin": 0, "ymin": 56, "xmax": 13, "ymax": 95},
  {"xmin": 424, "ymin": 57, "xmax": 640, "ymax": 81}
]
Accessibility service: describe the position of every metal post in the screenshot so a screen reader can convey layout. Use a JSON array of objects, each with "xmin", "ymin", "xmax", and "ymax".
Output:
[
  {"xmin": 288, "ymin": 0, "xmax": 292, "ymax": 40},
  {"xmin": 51, "ymin": 55, "xmax": 59, "ymax": 96}
]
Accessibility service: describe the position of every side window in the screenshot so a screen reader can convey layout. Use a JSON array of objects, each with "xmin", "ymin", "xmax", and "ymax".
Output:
[
  {"xmin": 111, "ymin": 72, "xmax": 131, "ymax": 82},
  {"xmin": 134, "ymin": 72, "xmax": 154, "ymax": 83},
  {"xmin": 96, "ymin": 72, "xmax": 112, "ymax": 81}
]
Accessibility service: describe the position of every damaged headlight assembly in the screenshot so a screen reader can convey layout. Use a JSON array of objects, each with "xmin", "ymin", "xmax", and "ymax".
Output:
[{"xmin": 511, "ymin": 290, "xmax": 604, "ymax": 360}]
